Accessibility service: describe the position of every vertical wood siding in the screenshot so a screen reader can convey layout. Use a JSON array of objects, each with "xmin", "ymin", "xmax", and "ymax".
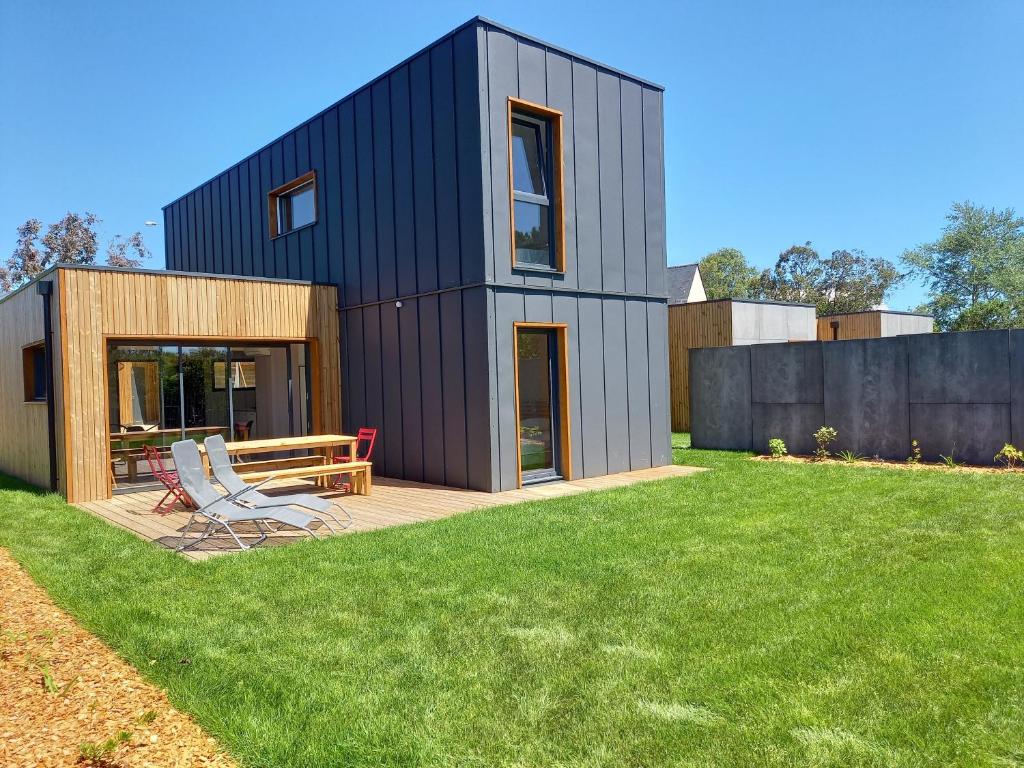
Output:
[
  {"xmin": 55, "ymin": 268, "xmax": 341, "ymax": 503},
  {"xmin": 0, "ymin": 284, "xmax": 57, "ymax": 489},
  {"xmin": 817, "ymin": 312, "xmax": 882, "ymax": 341},
  {"xmin": 668, "ymin": 301, "xmax": 733, "ymax": 431}
]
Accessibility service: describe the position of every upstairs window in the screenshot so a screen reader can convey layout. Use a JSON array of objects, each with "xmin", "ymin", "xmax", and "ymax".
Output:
[
  {"xmin": 22, "ymin": 343, "xmax": 47, "ymax": 402},
  {"xmin": 509, "ymin": 99, "xmax": 564, "ymax": 271},
  {"xmin": 269, "ymin": 171, "xmax": 317, "ymax": 238}
]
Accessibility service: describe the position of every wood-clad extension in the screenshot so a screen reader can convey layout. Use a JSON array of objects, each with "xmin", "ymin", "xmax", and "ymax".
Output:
[
  {"xmin": 0, "ymin": 283, "xmax": 56, "ymax": 489},
  {"xmin": 47, "ymin": 266, "xmax": 342, "ymax": 503},
  {"xmin": 668, "ymin": 301, "xmax": 732, "ymax": 432}
]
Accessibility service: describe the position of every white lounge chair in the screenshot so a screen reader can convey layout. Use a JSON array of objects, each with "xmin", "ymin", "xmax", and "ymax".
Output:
[
  {"xmin": 204, "ymin": 434, "xmax": 351, "ymax": 532},
  {"xmin": 170, "ymin": 439, "xmax": 322, "ymax": 552}
]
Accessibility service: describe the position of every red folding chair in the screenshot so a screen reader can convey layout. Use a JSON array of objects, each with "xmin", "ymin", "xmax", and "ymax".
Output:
[
  {"xmin": 143, "ymin": 445, "xmax": 195, "ymax": 515},
  {"xmin": 333, "ymin": 427, "xmax": 377, "ymax": 491}
]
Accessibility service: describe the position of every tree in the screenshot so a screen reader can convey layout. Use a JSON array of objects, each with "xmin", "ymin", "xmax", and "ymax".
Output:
[
  {"xmin": 903, "ymin": 201, "xmax": 1024, "ymax": 331},
  {"xmin": 107, "ymin": 232, "xmax": 149, "ymax": 268},
  {"xmin": 698, "ymin": 247, "xmax": 758, "ymax": 299},
  {"xmin": 1, "ymin": 213, "xmax": 149, "ymax": 294},
  {"xmin": 755, "ymin": 242, "xmax": 903, "ymax": 314}
]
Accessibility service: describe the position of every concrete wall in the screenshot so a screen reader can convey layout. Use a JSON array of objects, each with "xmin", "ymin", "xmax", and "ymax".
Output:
[
  {"xmin": 691, "ymin": 329, "xmax": 1024, "ymax": 464},
  {"xmin": 730, "ymin": 301, "xmax": 816, "ymax": 345},
  {"xmin": 880, "ymin": 312, "xmax": 934, "ymax": 337}
]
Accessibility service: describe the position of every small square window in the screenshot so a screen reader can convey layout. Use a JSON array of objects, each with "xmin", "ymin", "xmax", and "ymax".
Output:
[
  {"xmin": 22, "ymin": 343, "xmax": 47, "ymax": 402},
  {"xmin": 269, "ymin": 171, "xmax": 317, "ymax": 238}
]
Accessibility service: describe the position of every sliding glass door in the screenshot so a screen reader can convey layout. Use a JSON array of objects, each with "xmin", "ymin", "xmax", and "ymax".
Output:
[{"xmin": 107, "ymin": 341, "xmax": 312, "ymax": 491}]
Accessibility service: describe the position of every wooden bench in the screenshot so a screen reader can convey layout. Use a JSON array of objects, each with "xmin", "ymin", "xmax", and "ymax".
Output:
[
  {"xmin": 236, "ymin": 460, "xmax": 373, "ymax": 495},
  {"xmin": 230, "ymin": 455, "xmax": 326, "ymax": 474}
]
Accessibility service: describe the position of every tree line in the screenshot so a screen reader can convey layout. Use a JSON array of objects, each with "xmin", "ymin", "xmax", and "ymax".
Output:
[
  {"xmin": 697, "ymin": 201, "xmax": 1024, "ymax": 331},
  {"xmin": 0, "ymin": 212, "xmax": 149, "ymax": 293}
]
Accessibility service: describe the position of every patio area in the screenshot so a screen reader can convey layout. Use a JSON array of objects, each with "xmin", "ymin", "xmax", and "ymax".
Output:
[{"xmin": 75, "ymin": 465, "xmax": 703, "ymax": 560}]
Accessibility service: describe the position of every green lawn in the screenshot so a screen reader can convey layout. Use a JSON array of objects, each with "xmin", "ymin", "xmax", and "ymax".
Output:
[{"xmin": 2, "ymin": 439, "xmax": 1023, "ymax": 767}]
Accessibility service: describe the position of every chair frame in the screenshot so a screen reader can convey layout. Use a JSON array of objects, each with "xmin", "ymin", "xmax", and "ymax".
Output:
[
  {"xmin": 142, "ymin": 445, "xmax": 194, "ymax": 515},
  {"xmin": 333, "ymin": 427, "xmax": 377, "ymax": 491}
]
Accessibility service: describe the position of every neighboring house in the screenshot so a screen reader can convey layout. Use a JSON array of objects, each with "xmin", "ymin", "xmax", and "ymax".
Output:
[
  {"xmin": 667, "ymin": 263, "xmax": 706, "ymax": 304},
  {"xmin": 161, "ymin": 17, "xmax": 671, "ymax": 492},
  {"xmin": 668, "ymin": 298, "xmax": 816, "ymax": 431},
  {"xmin": 0, "ymin": 266, "xmax": 341, "ymax": 502},
  {"xmin": 817, "ymin": 310, "xmax": 934, "ymax": 340}
]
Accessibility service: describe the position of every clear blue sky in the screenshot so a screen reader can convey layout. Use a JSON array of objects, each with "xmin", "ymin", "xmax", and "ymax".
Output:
[{"xmin": 2, "ymin": 0, "xmax": 1021, "ymax": 310}]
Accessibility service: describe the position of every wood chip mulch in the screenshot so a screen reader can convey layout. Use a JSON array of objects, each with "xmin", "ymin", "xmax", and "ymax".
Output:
[
  {"xmin": 752, "ymin": 453, "xmax": 1024, "ymax": 475},
  {"xmin": 0, "ymin": 548, "xmax": 237, "ymax": 768}
]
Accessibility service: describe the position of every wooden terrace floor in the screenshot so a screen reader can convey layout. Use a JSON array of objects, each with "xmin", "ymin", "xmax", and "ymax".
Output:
[{"xmin": 75, "ymin": 465, "xmax": 703, "ymax": 561}]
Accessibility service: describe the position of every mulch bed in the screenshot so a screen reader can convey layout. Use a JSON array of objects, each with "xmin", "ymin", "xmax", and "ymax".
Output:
[
  {"xmin": 0, "ymin": 549, "xmax": 237, "ymax": 768},
  {"xmin": 752, "ymin": 454, "xmax": 1024, "ymax": 475}
]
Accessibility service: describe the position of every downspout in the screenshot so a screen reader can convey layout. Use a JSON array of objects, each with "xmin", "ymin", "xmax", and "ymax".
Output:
[{"xmin": 37, "ymin": 280, "xmax": 59, "ymax": 492}]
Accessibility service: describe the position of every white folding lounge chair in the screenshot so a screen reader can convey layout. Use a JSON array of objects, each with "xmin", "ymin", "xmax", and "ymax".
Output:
[
  {"xmin": 170, "ymin": 439, "xmax": 322, "ymax": 552},
  {"xmin": 204, "ymin": 434, "xmax": 351, "ymax": 533}
]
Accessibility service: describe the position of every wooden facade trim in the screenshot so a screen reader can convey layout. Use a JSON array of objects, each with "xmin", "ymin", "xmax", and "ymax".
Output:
[
  {"xmin": 512, "ymin": 321, "xmax": 572, "ymax": 488},
  {"xmin": 817, "ymin": 312, "xmax": 881, "ymax": 341},
  {"xmin": 668, "ymin": 301, "xmax": 733, "ymax": 432},
  {"xmin": 507, "ymin": 97, "xmax": 566, "ymax": 274}
]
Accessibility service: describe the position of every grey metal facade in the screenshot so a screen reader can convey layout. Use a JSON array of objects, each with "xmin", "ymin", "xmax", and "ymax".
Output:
[
  {"xmin": 162, "ymin": 17, "xmax": 670, "ymax": 491},
  {"xmin": 690, "ymin": 330, "xmax": 1024, "ymax": 464}
]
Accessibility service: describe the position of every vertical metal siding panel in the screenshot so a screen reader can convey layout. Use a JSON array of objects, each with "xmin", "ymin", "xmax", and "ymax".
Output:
[
  {"xmin": 354, "ymin": 90, "xmax": 379, "ymax": 303},
  {"xmin": 642, "ymin": 88, "xmax": 667, "ymax": 295},
  {"xmin": 545, "ymin": 52, "xmax": 577, "ymax": 290},
  {"xmin": 184, "ymin": 193, "xmax": 196, "ymax": 272},
  {"xmin": 517, "ymin": 41, "xmax": 556, "ymax": 291},
  {"xmin": 597, "ymin": 73, "xmax": 625, "ymax": 293},
  {"xmin": 308, "ymin": 115, "xmax": 330, "ymax": 283},
  {"xmin": 524, "ymin": 291, "xmax": 552, "ymax": 322},
  {"xmin": 339, "ymin": 100, "xmax": 361, "ymax": 306},
  {"xmin": 322, "ymin": 107, "xmax": 343, "ymax": 287},
  {"xmin": 256, "ymin": 150, "xmax": 273, "ymax": 274},
  {"xmin": 202, "ymin": 184, "xmax": 214, "ymax": 271},
  {"xmin": 390, "ymin": 67, "xmax": 417, "ymax": 298},
  {"xmin": 208, "ymin": 179, "xmax": 223, "ymax": 274},
  {"xmin": 372, "ymin": 81, "xmax": 397, "ymax": 300},
  {"xmin": 341, "ymin": 311, "xmax": 354, "ymax": 432},
  {"xmin": 486, "ymin": 30, "xmax": 520, "ymax": 287},
  {"xmin": 409, "ymin": 53, "xmax": 438, "ymax": 294},
  {"xmin": 485, "ymin": 288, "xmax": 501, "ymax": 490},
  {"xmin": 494, "ymin": 289, "xmax": 525, "ymax": 488},
  {"xmin": 552, "ymin": 293, "xmax": 583, "ymax": 478},
  {"xmin": 440, "ymin": 290, "xmax": 468, "ymax": 487},
  {"xmin": 625, "ymin": 298, "xmax": 652, "ymax": 468},
  {"xmin": 621, "ymin": 81, "xmax": 647, "ymax": 295},
  {"xmin": 362, "ymin": 306, "xmax": 385, "ymax": 462},
  {"xmin": 282, "ymin": 132, "xmax": 299, "ymax": 278},
  {"xmin": 163, "ymin": 207, "xmax": 174, "ymax": 268},
  {"xmin": 228, "ymin": 167, "xmax": 243, "ymax": 275},
  {"xmin": 269, "ymin": 141, "xmax": 287, "ymax": 276},
  {"xmin": 602, "ymin": 299, "xmax": 629, "ymax": 472},
  {"xmin": 572, "ymin": 63, "xmax": 601, "ymax": 292},
  {"xmin": 212, "ymin": 176, "xmax": 226, "ymax": 273},
  {"xmin": 345, "ymin": 309, "xmax": 366, "ymax": 437},
  {"xmin": 473, "ymin": 27, "xmax": 494, "ymax": 284},
  {"xmin": 419, "ymin": 294, "xmax": 445, "ymax": 484},
  {"xmin": 577, "ymin": 295, "xmax": 608, "ymax": 476},
  {"xmin": 647, "ymin": 301, "xmax": 671, "ymax": 465},
  {"xmin": 399, "ymin": 298, "xmax": 424, "ymax": 481},
  {"xmin": 463, "ymin": 285, "xmax": 492, "ymax": 490},
  {"xmin": 431, "ymin": 40, "xmax": 462, "ymax": 291},
  {"xmin": 237, "ymin": 163, "xmax": 253, "ymax": 275},
  {"xmin": 380, "ymin": 301, "xmax": 403, "ymax": 477},
  {"xmin": 295, "ymin": 124, "xmax": 315, "ymax": 280},
  {"xmin": 454, "ymin": 26, "xmax": 487, "ymax": 286}
]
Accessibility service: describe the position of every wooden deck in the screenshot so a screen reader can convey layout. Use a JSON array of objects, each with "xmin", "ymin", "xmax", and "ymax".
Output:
[{"xmin": 75, "ymin": 465, "xmax": 704, "ymax": 560}]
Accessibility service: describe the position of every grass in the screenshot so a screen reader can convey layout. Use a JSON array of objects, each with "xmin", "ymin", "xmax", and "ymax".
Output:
[{"xmin": 1, "ymin": 438, "xmax": 1023, "ymax": 766}]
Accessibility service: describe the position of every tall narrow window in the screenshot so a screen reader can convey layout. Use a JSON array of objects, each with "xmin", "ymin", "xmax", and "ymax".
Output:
[
  {"xmin": 22, "ymin": 343, "xmax": 47, "ymax": 402},
  {"xmin": 268, "ymin": 171, "xmax": 317, "ymax": 238},
  {"xmin": 508, "ymin": 99, "xmax": 564, "ymax": 271}
]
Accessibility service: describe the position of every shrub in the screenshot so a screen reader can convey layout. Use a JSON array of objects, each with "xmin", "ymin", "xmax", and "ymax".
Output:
[
  {"xmin": 812, "ymin": 426, "xmax": 838, "ymax": 460},
  {"xmin": 907, "ymin": 439, "xmax": 922, "ymax": 464},
  {"xmin": 767, "ymin": 438, "xmax": 787, "ymax": 459},
  {"xmin": 838, "ymin": 449, "xmax": 864, "ymax": 463},
  {"xmin": 939, "ymin": 444, "xmax": 959, "ymax": 468},
  {"xmin": 994, "ymin": 443, "xmax": 1023, "ymax": 469}
]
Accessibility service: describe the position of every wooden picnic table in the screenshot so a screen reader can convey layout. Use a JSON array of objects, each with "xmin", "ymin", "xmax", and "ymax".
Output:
[
  {"xmin": 198, "ymin": 434, "xmax": 362, "ymax": 489},
  {"xmin": 110, "ymin": 426, "xmax": 225, "ymax": 445}
]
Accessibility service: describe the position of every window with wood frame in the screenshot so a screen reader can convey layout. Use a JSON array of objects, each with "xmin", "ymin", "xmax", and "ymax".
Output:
[
  {"xmin": 508, "ymin": 98, "xmax": 564, "ymax": 271},
  {"xmin": 268, "ymin": 170, "xmax": 317, "ymax": 238},
  {"xmin": 22, "ymin": 343, "xmax": 47, "ymax": 402}
]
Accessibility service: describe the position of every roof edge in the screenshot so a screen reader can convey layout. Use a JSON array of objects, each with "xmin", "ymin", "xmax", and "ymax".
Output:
[
  {"xmin": 819, "ymin": 309, "xmax": 934, "ymax": 318},
  {"xmin": 162, "ymin": 16, "xmax": 663, "ymax": 211}
]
